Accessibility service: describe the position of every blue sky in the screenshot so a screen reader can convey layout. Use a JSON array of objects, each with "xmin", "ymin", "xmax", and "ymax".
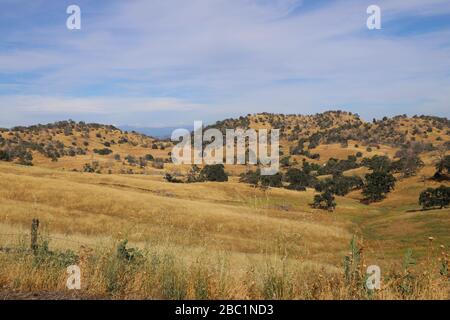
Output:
[{"xmin": 0, "ymin": 0, "xmax": 449, "ymax": 128}]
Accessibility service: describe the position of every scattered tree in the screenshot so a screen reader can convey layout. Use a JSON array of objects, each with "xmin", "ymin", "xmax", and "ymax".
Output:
[
  {"xmin": 419, "ymin": 185, "xmax": 450, "ymax": 210},
  {"xmin": 311, "ymin": 190, "xmax": 336, "ymax": 211},
  {"xmin": 362, "ymin": 171, "xmax": 396, "ymax": 203}
]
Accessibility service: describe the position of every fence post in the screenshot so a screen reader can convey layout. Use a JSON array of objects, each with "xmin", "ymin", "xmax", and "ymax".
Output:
[{"xmin": 31, "ymin": 218, "xmax": 39, "ymax": 254}]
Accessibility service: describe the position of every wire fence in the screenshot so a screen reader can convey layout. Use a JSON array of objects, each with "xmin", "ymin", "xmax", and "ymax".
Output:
[
  {"xmin": 0, "ymin": 225, "xmax": 113, "ymax": 253},
  {"xmin": 0, "ymin": 218, "xmax": 154, "ymax": 255}
]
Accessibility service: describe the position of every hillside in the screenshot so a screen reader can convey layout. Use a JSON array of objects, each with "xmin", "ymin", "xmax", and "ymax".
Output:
[
  {"xmin": 0, "ymin": 120, "xmax": 171, "ymax": 173},
  {"xmin": 0, "ymin": 111, "xmax": 449, "ymax": 299},
  {"xmin": 0, "ymin": 113, "xmax": 447, "ymax": 170}
]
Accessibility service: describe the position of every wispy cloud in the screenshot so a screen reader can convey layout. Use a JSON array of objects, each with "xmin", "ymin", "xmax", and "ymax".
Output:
[{"xmin": 0, "ymin": 0, "xmax": 449, "ymax": 126}]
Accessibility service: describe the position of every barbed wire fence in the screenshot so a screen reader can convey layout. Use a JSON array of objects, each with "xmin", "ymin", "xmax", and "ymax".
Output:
[{"xmin": 0, "ymin": 218, "xmax": 111, "ymax": 253}]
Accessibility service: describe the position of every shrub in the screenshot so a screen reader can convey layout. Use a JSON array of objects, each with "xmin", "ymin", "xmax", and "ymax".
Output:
[
  {"xmin": 33, "ymin": 239, "xmax": 78, "ymax": 268},
  {"xmin": 285, "ymin": 168, "xmax": 316, "ymax": 190},
  {"xmin": 116, "ymin": 239, "xmax": 144, "ymax": 264},
  {"xmin": 280, "ymin": 156, "xmax": 290, "ymax": 168},
  {"xmin": 392, "ymin": 146, "xmax": 425, "ymax": 177},
  {"xmin": 260, "ymin": 172, "xmax": 283, "ymax": 188},
  {"xmin": 152, "ymin": 158, "xmax": 164, "ymax": 169},
  {"xmin": 165, "ymin": 173, "xmax": 183, "ymax": 183},
  {"xmin": 94, "ymin": 148, "xmax": 113, "ymax": 155},
  {"xmin": 317, "ymin": 157, "xmax": 360, "ymax": 175},
  {"xmin": 315, "ymin": 174, "xmax": 363, "ymax": 196},
  {"xmin": 435, "ymin": 155, "xmax": 450, "ymax": 175},
  {"xmin": 311, "ymin": 190, "xmax": 336, "ymax": 211},
  {"xmin": 200, "ymin": 164, "xmax": 228, "ymax": 182},
  {"xmin": 125, "ymin": 155, "xmax": 137, "ymax": 165},
  {"xmin": 239, "ymin": 169, "xmax": 261, "ymax": 187},
  {"xmin": 362, "ymin": 155, "xmax": 392, "ymax": 172},
  {"xmin": 83, "ymin": 161, "xmax": 100, "ymax": 173}
]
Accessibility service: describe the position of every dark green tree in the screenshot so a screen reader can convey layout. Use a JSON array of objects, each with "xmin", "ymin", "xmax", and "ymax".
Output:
[
  {"xmin": 239, "ymin": 169, "xmax": 261, "ymax": 187},
  {"xmin": 419, "ymin": 185, "xmax": 450, "ymax": 210},
  {"xmin": 435, "ymin": 155, "xmax": 450, "ymax": 175},
  {"xmin": 362, "ymin": 155, "xmax": 392, "ymax": 172},
  {"xmin": 285, "ymin": 168, "xmax": 316, "ymax": 190},
  {"xmin": 260, "ymin": 172, "xmax": 283, "ymax": 188},
  {"xmin": 362, "ymin": 171, "xmax": 396, "ymax": 202},
  {"xmin": 199, "ymin": 164, "xmax": 228, "ymax": 182},
  {"xmin": 311, "ymin": 190, "xmax": 336, "ymax": 211}
]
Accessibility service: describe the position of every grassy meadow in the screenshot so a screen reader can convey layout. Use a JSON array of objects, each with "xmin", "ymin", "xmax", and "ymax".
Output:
[
  {"xmin": 0, "ymin": 113, "xmax": 449, "ymax": 299},
  {"xmin": 0, "ymin": 160, "xmax": 449, "ymax": 299}
]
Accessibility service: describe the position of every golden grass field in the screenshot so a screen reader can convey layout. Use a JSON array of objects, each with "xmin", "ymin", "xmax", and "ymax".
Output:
[
  {"xmin": 0, "ymin": 113, "xmax": 449, "ymax": 299},
  {"xmin": 0, "ymin": 157, "xmax": 449, "ymax": 299}
]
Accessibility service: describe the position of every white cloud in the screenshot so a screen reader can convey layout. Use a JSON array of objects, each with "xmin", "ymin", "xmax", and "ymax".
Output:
[
  {"xmin": 0, "ymin": 95, "xmax": 205, "ymax": 114},
  {"xmin": 0, "ymin": 0, "xmax": 449, "ymax": 125}
]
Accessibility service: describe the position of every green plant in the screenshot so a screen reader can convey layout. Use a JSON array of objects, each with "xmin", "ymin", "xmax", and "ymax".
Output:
[
  {"xmin": 159, "ymin": 255, "xmax": 187, "ymax": 299},
  {"xmin": 419, "ymin": 185, "xmax": 450, "ymax": 210},
  {"xmin": 362, "ymin": 171, "xmax": 396, "ymax": 203},
  {"xmin": 32, "ymin": 239, "xmax": 78, "ymax": 268},
  {"xmin": 199, "ymin": 164, "xmax": 228, "ymax": 182},
  {"xmin": 311, "ymin": 190, "xmax": 336, "ymax": 211},
  {"xmin": 398, "ymin": 249, "xmax": 417, "ymax": 298},
  {"xmin": 116, "ymin": 239, "xmax": 144, "ymax": 264}
]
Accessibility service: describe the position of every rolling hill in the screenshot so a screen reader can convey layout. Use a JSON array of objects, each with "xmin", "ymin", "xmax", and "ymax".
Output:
[{"xmin": 0, "ymin": 111, "xmax": 449, "ymax": 299}]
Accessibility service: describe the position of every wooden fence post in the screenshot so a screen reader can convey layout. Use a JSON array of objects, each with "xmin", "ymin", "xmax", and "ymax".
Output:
[{"xmin": 31, "ymin": 218, "xmax": 39, "ymax": 254}]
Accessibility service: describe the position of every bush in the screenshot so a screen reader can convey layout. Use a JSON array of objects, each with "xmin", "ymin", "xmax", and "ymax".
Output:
[
  {"xmin": 362, "ymin": 155, "xmax": 392, "ymax": 172},
  {"xmin": 125, "ymin": 155, "xmax": 137, "ymax": 165},
  {"xmin": 239, "ymin": 169, "xmax": 261, "ymax": 187},
  {"xmin": 317, "ymin": 157, "xmax": 360, "ymax": 175},
  {"xmin": 116, "ymin": 239, "xmax": 144, "ymax": 264},
  {"xmin": 33, "ymin": 240, "xmax": 78, "ymax": 268},
  {"xmin": 311, "ymin": 191, "xmax": 336, "ymax": 211},
  {"xmin": 83, "ymin": 161, "xmax": 100, "ymax": 173},
  {"xmin": 392, "ymin": 146, "xmax": 425, "ymax": 177},
  {"xmin": 260, "ymin": 172, "xmax": 283, "ymax": 188},
  {"xmin": 315, "ymin": 174, "xmax": 363, "ymax": 196},
  {"xmin": 165, "ymin": 173, "xmax": 183, "ymax": 183},
  {"xmin": 200, "ymin": 164, "xmax": 228, "ymax": 182},
  {"xmin": 280, "ymin": 156, "xmax": 290, "ymax": 168},
  {"xmin": 435, "ymin": 155, "xmax": 450, "ymax": 175},
  {"xmin": 285, "ymin": 168, "xmax": 316, "ymax": 190},
  {"xmin": 94, "ymin": 148, "xmax": 113, "ymax": 155},
  {"xmin": 152, "ymin": 158, "xmax": 164, "ymax": 169}
]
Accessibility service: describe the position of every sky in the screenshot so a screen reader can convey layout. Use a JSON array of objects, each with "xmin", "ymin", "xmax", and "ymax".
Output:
[{"xmin": 0, "ymin": 0, "xmax": 449, "ymax": 128}]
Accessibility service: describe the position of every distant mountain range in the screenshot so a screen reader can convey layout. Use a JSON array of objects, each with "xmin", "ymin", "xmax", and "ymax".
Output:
[{"xmin": 118, "ymin": 125, "xmax": 194, "ymax": 139}]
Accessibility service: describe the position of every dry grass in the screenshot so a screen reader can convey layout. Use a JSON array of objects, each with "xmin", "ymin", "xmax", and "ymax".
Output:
[
  {"xmin": 1, "ymin": 231, "xmax": 448, "ymax": 300},
  {"xmin": 0, "ymin": 156, "xmax": 449, "ymax": 299}
]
